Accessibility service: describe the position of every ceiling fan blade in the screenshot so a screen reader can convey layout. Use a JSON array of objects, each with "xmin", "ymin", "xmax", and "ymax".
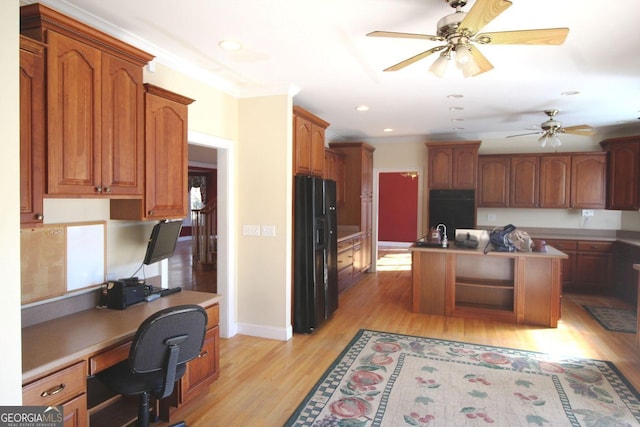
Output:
[
  {"xmin": 383, "ymin": 46, "xmax": 444, "ymax": 71},
  {"xmin": 562, "ymin": 125, "xmax": 596, "ymax": 136},
  {"xmin": 476, "ymin": 28, "xmax": 569, "ymax": 45},
  {"xmin": 460, "ymin": 0, "xmax": 512, "ymax": 35},
  {"xmin": 467, "ymin": 46, "xmax": 494, "ymax": 76},
  {"xmin": 506, "ymin": 131, "xmax": 542, "ymax": 138},
  {"xmin": 367, "ymin": 31, "xmax": 441, "ymax": 42}
]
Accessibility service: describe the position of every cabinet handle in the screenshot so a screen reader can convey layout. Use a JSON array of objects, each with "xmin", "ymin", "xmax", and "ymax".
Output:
[
  {"xmin": 40, "ymin": 383, "xmax": 65, "ymax": 397},
  {"xmin": 95, "ymin": 186, "xmax": 103, "ymax": 193},
  {"xmin": 104, "ymin": 187, "xmax": 111, "ymax": 193},
  {"xmin": 35, "ymin": 214, "xmax": 44, "ymax": 221},
  {"xmin": 148, "ymin": 211, "xmax": 154, "ymax": 216},
  {"xmin": 198, "ymin": 350, "xmax": 209, "ymax": 358}
]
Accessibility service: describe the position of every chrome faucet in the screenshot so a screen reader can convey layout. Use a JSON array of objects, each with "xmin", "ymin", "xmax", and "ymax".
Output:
[{"xmin": 436, "ymin": 224, "xmax": 448, "ymax": 247}]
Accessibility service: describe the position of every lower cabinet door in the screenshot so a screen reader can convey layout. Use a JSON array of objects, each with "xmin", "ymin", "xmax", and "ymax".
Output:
[{"xmin": 179, "ymin": 325, "xmax": 220, "ymax": 403}]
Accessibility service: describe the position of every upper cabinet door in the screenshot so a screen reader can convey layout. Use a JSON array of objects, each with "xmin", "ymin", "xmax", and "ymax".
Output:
[
  {"xmin": 428, "ymin": 147, "xmax": 453, "ymax": 189},
  {"xmin": 478, "ymin": 155, "xmax": 509, "ymax": 207},
  {"xmin": 452, "ymin": 145, "xmax": 478, "ymax": 189},
  {"xmin": 47, "ymin": 31, "xmax": 102, "ymax": 195},
  {"xmin": 539, "ymin": 155, "xmax": 571, "ymax": 209},
  {"xmin": 294, "ymin": 115, "xmax": 312, "ymax": 175},
  {"xmin": 600, "ymin": 139, "xmax": 640, "ymax": 210},
  {"xmin": 570, "ymin": 153, "xmax": 606, "ymax": 209},
  {"xmin": 101, "ymin": 53, "xmax": 144, "ymax": 196},
  {"xmin": 510, "ymin": 155, "xmax": 539, "ymax": 208},
  {"xmin": 20, "ymin": 36, "xmax": 46, "ymax": 226}
]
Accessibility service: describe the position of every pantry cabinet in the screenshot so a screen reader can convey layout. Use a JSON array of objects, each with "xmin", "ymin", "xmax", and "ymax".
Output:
[
  {"xmin": 19, "ymin": 35, "xmax": 45, "ymax": 226},
  {"xmin": 329, "ymin": 142, "xmax": 375, "ymax": 273},
  {"xmin": 21, "ymin": 3, "xmax": 153, "ymax": 198}
]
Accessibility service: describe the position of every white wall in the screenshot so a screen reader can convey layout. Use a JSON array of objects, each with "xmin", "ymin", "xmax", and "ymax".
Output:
[
  {"xmin": 1, "ymin": 0, "xmax": 22, "ymax": 404},
  {"xmin": 236, "ymin": 94, "xmax": 293, "ymax": 340}
]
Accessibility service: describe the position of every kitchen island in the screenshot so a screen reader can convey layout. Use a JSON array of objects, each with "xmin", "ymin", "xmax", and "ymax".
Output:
[{"xmin": 411, "ymin": 245, "xmax": 567, "ymax": 327}]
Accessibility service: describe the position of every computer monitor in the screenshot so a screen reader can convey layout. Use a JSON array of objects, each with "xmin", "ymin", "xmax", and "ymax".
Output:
[{"xmin": 143, "ymin": 220, "xmax": 182, "ymax": 265}]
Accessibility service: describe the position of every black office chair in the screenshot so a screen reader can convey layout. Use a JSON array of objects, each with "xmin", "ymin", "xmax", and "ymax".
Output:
[{"xmin": 97, "ymin": 304, "xmax": 208, "ymax": 427}]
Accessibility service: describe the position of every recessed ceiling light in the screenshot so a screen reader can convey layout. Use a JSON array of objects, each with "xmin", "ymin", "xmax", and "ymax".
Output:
[
  {"xmin": 451, "ymin": 118, "xmax": 464, "ymax": 122},
  {"xmin": 219, "ymin": 39, "xmax": 242, "ymax": 51},
  {"xmin": 561, "ymin": 91, "xmax": 580, "ymax": 96},
  {"xmin": 449, "ymin": 106, "xmax": 464, "ymax": 111},
  {"xmin": 452, "ymin": 127, "xmax": 465, "ymax": 130},
  {"xmin": 355, "ymin": 105, "xmax": 369, "ymax": 112},
  {"xmin": 383, "ymin": 128, "xmax": 393, "ymax": 132},
  {"xmin": 447, "ymin": 94, "xmax": 464, "ymax": 99}
]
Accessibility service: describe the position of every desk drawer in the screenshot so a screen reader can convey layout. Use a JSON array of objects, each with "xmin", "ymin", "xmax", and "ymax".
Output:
[
  {"xmin": 23, "ymin": 361, "xmax": 86, "ymax": 406},
  {"xmin": 89, "ymin": 342, "xmax": 130, "ymax": 376},
  {"xmin": 205, "ymin": 303, "xmax": 219, "ymax": 329}
]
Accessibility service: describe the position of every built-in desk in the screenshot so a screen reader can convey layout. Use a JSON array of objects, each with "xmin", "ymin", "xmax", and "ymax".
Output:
[{"xmin": 22, "ymin": 290, "xmax": 222, "ymax": 426}]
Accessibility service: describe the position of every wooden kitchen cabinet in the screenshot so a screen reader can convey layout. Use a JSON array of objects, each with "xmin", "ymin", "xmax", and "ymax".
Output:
[
  {"xmin": 539, "ymin": 154, "xmax": 571, "ymax": 208},
  {"xmin": 576, "ymin": 241, "xmax": 613, "ymax": 294},
  {"xmin": 111, "ymin": 85, "xmax": 194, "ymax": 220},
  {"xmin": 329, "ymin": 142, "xmax": 375, "ymax": 273},
  {"xmin": 600, "ymin": 136, "xmax": 640, "ymax": 210},
  {"xmin": 570, "ymin": 152, "xmax": 606, "ymax": 209},
  {"xmin": 21, "ymin": 4, "xmax": 153, "ymax": 197},
  {"xmin": 477, "ymin": 155, "xmax": 510, "ymax": 207},
  {"xmin": 544, "ymin": 239, "xmax": 577, "ymax": 291},
  {"xmin": 160, "ymin": 303, "xmax": 220, "ymax": 419},
  {"xmin": 611, "ymin": 242, "xmax": 640, "ymax": 305},
  {"xmin": 23, "ymin": 361, "xmax": 88, "ymax": 427},
  {"xmin": 324, "ymin": 148, "xmax": 346, "ymax": 206},
  {"xmin": 19, "ymin": 35, "xmax": 45, "ymax": 226},
  {"xmin": 494, "ymin": 152, "xmax": 600, "ymax": 209},
  {"xmin": 293, "ymin": 106, "xmax": 329, "ymax": 177},
  {"xmin": 426, "ymin": 141, "xmax": 480, "ymax": 189},
  {"xmin": 510, "ymin": 155, "xmax": 539, "ymax": 208}
]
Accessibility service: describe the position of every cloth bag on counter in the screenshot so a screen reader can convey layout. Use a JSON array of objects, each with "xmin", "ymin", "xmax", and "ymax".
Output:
[{"xmin": 484, "ymin": 224, "xmax": 533, "ymax": 253}]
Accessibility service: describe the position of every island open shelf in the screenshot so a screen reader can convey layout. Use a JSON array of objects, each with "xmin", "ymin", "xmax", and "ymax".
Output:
[{"xmin": 411, "ymin": 245, "xmax": 567, "ymax": 327}]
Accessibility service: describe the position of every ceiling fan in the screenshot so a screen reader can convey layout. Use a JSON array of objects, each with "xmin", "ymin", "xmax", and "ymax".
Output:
[
  {"xmin": 507, "ymin": 109, "xmax": 595, "ymax": 148},
  {"xmin": 367, "ymin": 0, "xmax": 569, "ymax": 77}
]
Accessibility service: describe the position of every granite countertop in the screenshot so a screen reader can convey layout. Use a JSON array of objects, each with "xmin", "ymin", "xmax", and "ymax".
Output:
[{"xmin": 337, "ymin": 225, "xmax": 361, "ymax": 242}]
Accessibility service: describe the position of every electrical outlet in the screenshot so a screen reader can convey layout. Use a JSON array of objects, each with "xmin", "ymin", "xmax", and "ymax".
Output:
[
  {"xmin": 581, "ymin": 209, "xmax": 595, "ymax": 217},
  {"xmin": 487, "ymin": 213, "xmax": 496, "ymax": 222}
]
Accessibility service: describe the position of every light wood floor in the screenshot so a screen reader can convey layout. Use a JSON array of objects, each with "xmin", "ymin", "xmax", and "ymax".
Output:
[{"xmin": 164, "ymin": 244, "xmax": 640, "ymax": 426}]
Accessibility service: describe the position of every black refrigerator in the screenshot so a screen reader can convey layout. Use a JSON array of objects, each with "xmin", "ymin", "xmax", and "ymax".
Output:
[{"xmin": 293, "ymin": 176, "xmax": 338, "ymax": 333}]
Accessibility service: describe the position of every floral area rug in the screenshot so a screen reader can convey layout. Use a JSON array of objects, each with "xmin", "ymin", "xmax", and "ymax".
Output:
[
  {"xmin": 285, "ymin": 329, "xmax": 640, "ymax": 426},
  {"xmin": 583, "ymin": 305, "xmax": 637, "ymax": 334}
]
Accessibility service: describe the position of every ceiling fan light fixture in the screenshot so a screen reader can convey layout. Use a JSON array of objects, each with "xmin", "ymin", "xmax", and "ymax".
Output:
[
  {"xmin": 548, "ymin": 133, "xmax": 562, "ymax": 148},
  {"xmin": 429, "ymin": 52, "xmax": 450, "ymax": 77},
  {"xmin": 455, "ymin": 44, "xmax": 472, "ymax": 65},
  {"xmin": 538, "ymin": 134, "xmax": 548, "ymax": 148}
]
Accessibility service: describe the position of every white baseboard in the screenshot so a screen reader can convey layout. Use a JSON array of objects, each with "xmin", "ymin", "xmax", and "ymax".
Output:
[
  {"xmin": 378, "ymin": 241, "xmax": 413, "ymax": 248},
  {"xmin": 236, "ymin": 322, "xmax": 293, "ymax": 341}
]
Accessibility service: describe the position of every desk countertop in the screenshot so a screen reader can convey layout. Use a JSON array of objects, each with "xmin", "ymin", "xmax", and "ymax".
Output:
[{"xmin": 22, "ymin": 290, "xmax": 222, "ymax": 384}]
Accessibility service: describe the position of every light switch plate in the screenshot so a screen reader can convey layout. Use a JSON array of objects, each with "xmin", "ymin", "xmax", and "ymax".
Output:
[
  {"xmin": 261, "ymin": 225, "xmax": 276, "ymax": 237},
  {"xmin": 242, "ymin": 224, "xmax": 261, "ymax": 236}
]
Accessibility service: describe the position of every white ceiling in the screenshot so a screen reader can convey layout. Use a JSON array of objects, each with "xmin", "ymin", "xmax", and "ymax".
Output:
[{"xmin": 25, "ymin": 0, "xmax": 640, "ymax": 151}]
